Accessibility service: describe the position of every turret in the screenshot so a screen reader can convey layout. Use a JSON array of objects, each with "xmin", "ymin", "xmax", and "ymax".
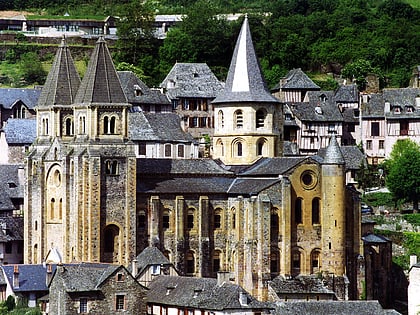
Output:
[
  {"xmin": 321, "ymin": 134, "xmax": 346, "ymax": 275},
  {"xmin": 212, "ymin": 16, "xmax": 282, "ymax": 165}
]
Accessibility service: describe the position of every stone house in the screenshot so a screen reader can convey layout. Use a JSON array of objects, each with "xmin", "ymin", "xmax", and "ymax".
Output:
[
  {"xmin": 160, "ymin": 62, "xmax": 224, "ymax": 140},
  {"xmin": 0, "ymin": 88, "xmax": 39, "ymax": 129},
  {"xmin": 147, "ymin": 274, "xmax": 274, "ymax": 315},
  {"xmin": 129, "ymin": 111, "xmax": 199, "ymax": 159},
  {"xmin": 131, "ymin": 246, "xmax": 179, "ymax": 287},
  {"xmin": 0, "ymin": 118, "xmax": 36, "ymax": 164},
  {"xmin": 48, "ymin": 263, "xmax": 148, "ymax": 314},
  {"xmin": 0, "ymin": 217, "xmax": 24, "ymax": 265},
  {"xmin": 0, "ymin": 264, "xmax": 55, "ymax": 307},
  {"xmin": 118, "ymin": 70, "xmax": 172, "ymax": 114}
]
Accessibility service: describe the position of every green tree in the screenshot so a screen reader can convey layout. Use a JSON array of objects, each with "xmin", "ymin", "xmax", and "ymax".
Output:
[
  {"xmin": 385, "ymin": 139, "xmax": 420, "ymax": 212},
  {"xmin": 19, "ymin": 52, "xmax": 47, "ymax": 86}
]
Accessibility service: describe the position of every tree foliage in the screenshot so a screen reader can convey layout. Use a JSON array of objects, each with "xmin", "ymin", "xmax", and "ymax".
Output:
[{"xmin": 385, "ymin": 139, "xmax": 420, "ymax": 212}]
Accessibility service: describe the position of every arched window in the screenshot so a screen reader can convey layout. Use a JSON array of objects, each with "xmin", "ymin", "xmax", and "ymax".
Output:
[
  {"xmin": 231, "ymin": 208, "xmax": 236, "ymax": 229},
  {"xmin": 187, "ymin": 209, "xmax": 194, "ymax": 230},
  {"xmin": 234, "ymin": 110, "xmax": 243, "ymax": 128},
  {"xmin": 257, "ymin": 138, "xmax": 267, "ymax": 156},
  {"xmin": 256, "ymin": 109, "xmax": 265, "ymax": 128},
  {"xmin": 271, "ymin": 251, "xmax": 279, "ymax": 273},
  {"xmin": 103, "ymin": 224, "xmax": 119, "ymax": 254},
  {"xmin": 186, "ymin": 251, "xmax": 195, "ymax": 274},
  {"xmin": 312, "ymin": 198, "xmax": 320, "ymax": 224},
  {"xmin": 292, "ymin": 250, "xmax": 301, "ymax": 275},
  {"xmin": 104, "ymin": 116, "xmax": 109, "ymax": 134},
  {"xmin": 79, "ymin": 116, "xmax": 86, "ymax": 134},
  {"xmin": 218, "ymin": 110, "xmax": 224, "ymax": 129},
  {"xmin": 216, "ymin": 139, "xmax": 224, "ymax": 157},
  {"xmin": 236, "ymin": 142, "xmax": 243, "ymax": 157},
  {"xmin": 50, "ymin": 198, "xmax": 55, "ymax": 220},
  {"xmin": 295, "ymin": 198, "xmax": 303, "ymax": 224},
  {"xmin": 162, "ymin": 209, "xmax": 170, "ymax": 230},
  {"xmin": 213, "ymin": 208, "xmax": 222, "ymax": 230},
  {"xmin": 59, "ymin": 198, "xmax": 63, "ymax": 220},
  {"xmin": 138, "ymin": 211, "xmax": 146, "ymax": 230},
  {"xmin": 213, "ymin": 250, "xmax": 221, "ymax": 273},
  {"xmin": 110, "ymin": 116, "xmax": 116, "ymax": 134},
  {"xmin": 311, "ymin": 250, "xmax": 321, "ymax": 273},
  {"xmin": 65, "ymin": 117, "xmax": 74, "ymax": 136}
]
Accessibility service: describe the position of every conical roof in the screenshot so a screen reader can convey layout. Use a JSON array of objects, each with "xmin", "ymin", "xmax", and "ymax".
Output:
[
  {"xmin": 74, "ymin": 37, "xmax": 127, "ymax": 104},
  {"xmin": 212, "ymin": 16, "xmax": 279, "ymax": 104},
  {"xmin": 323, "ymin": 134, "xmax": 345, "ymax": 165},
  {"xmin": 37, "ymin": 37, "xmax": 81, "ymax": 107}
]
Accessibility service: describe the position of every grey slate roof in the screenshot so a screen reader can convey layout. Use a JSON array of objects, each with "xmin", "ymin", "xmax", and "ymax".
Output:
[
  {"xmin": 137, "ymin": 159, "xmax": 234, "ymax": 176},
  {"xmin": 75, "ymin": 37, "xmax": 127, "ymax": 105},
  {"xmin": 0, "ymin": 88, "xmax": 41, "ymax": 110},
  {"xmin": 2, "ymin": 264, "xmax": 56, "ymax": 292},
  {"xmin": 280, "ymin": 68, "xmax": 320, "ymax": 90},
  {"xmin": 292, "ymin": 91, "xmax": 343, "ymax": 122},
  {"xmin": 319, "ymin": 145, "xmax": 365, "ymax": 170},
  {"xmin": 51, "ymin": 263, "xmax": 124, "ymax": 292},
  {"xmin": 118, "ymin": 71, "xmax": 170, "ymax": 105},
  {"xmin": 239, "ymin": 157, "xmax": 308, "ymax": 176},
  {"xmin": 334, "ymin": 84, "xmax": 359, "ymax": 103},
  {"xmin": 362, "ymin": 233, "xmax": 390, "ymax": 244},
  {"xmin": 36, "ymin": 38, "xmax": 80, "ymax": 108},
  {"xmin": 269, "ymin": 275, "xmax": 334, "ymax": 295},
  {"xmin": 135, "ymin": 247, "xmax": 173, "ymax": 275},
  {"xmin": 137, "ymin": 177, "xmax": 235, "ymax": 194},
  {"xmin": 3, "ymin": 118, "xmax": 36, "ymax": 144},
  {"xmin": 0, "ymin": 164, "xmax": 24, "ymax": 211},
  {"xmin": 212, "ymin": 17, "xmax": 279, "ymax": 104},
  {"xmin": 0, "ymin": 216, "xmax": 23, "ymax": 242},
  {"xmin": 129, "ymin": 112, "xmax": 195, "ymax": 142},
  {"xmin": 147, "ymin": 275, "xmax": 272, "ymax": 311},
  {"xmin": 227, "ymin": 178, "xmax": 281, "ymax": 195},
  {"xmin": 383, "ymin": 87, "xmax": 420, "ymax": 119},
  {"xmin": 273, "ymin": 300, "xmax": 400, "ymax": 315},
  {"xmin": 362, "ymin": 93, "xmax": 384, "ymax": 118},
  {"xmin": 160, "ymin": 63, "xmax": 223, "ymax": 99},
  {"xmin": 322, "ymin": 134, "xmax": 345, "ymax": 165}
]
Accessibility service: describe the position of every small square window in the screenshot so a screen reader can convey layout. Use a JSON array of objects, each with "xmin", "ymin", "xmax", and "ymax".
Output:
[{"xmin": 116, "ymin": 273, "xmax": 125, "ymax": 282}]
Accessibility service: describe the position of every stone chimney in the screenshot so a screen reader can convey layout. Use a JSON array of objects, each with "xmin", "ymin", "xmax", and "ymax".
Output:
[
  {"xmin": 13, "ymin": 265, "xmax": 19, "ymax": 289},
  {"xmin": 131, "ymin": 259, "xmax": 138, "ymax": 278},
  {"xmin": 46, "ymin": 263, "xmax": 53, "ymax": 286},
  {"xmin": 217, "ymin": 271, "xmax": 232, "ymax": 286}
]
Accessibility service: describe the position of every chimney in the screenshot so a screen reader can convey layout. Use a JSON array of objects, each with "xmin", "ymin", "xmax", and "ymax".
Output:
[
  {"xmin": 13, "ymin": 265, "xmax": 19, "ymax": 289},
  {"xmin": 217, "ymin": 271, "xmax": 232, "ymax": 286},
  {"xmin": 46, "ymin": 263, "xmax": 53, "ymax": 286},
  {"xmin": 131, "ymin": 259, "xmax": 138, "ymax": 278}
]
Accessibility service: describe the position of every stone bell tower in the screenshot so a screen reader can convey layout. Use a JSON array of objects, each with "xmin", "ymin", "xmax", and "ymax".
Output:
[{"xmin": 212, "ymin": 16, "xmax": 283, "ymax": 165}]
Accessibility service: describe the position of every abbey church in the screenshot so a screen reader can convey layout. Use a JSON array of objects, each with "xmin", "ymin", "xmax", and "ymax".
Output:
[{"xmin": 24, "ymin": 17, "xmax": 361, "ymax": 301}]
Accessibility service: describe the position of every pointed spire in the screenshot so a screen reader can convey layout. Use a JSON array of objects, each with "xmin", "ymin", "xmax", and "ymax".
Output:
[
  {"xmin": 75, "ymin": 37, "xmax": 127, "ymax": 104},
  {"xmin": 323, "ymin": 133, "xmax": 344, "ymax": 165},
  {"xmin": 37, "ymin": 37, "xmax": 81, "ymax": 107},
  {"xmin": 213, "ymin": 16, "xmax": 278, "ymax": 104}
]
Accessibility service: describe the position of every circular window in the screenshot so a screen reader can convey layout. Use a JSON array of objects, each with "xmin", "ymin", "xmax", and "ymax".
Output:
[{"xmin": 301, "ymin": 170, "xmax": 317, "ymax": 190}]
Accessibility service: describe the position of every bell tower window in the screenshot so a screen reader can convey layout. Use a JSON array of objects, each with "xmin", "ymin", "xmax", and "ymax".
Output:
[{"xmin": 235, "ymin": 110, "xmax": 243, "ymax": 128}]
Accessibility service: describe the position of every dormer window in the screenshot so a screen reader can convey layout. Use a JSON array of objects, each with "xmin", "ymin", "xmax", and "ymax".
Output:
[
  {"xmin": 285, "ymin": 113, "xmax": 292, "ymax": 121},
  {"xmin": 319, "ymin": 94, "xmax": 327, "ymax": 102},
  {"xmin": 315, "ymin": 106, "xmax": 323, "ymax": 115},
  {"xmin": 394, "ymin": 106, "xmax": 401, "ymax": 114},
  {"xmin": 353, "ymin": 109, "xmax": 360, "ymax": 118},
  {"xmin": 406, "ymin": 106, "xmax": 414, "ymax": 113},
  {"xmin": 193, "ymin": 72, "xmax": 199, "ymax": 78},
  {"xmin": 134, "ymin": 85, "xmax": 142, "ymax": 97}
]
